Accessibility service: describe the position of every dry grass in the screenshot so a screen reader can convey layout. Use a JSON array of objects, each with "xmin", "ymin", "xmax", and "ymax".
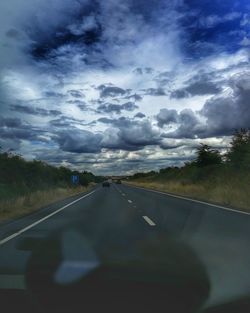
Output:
[
  {"xmin": 0, "ymin": 184, "xmax": 94, "ymax": 222},
  {"xmin": 127, "ymin": 179, "xmax": 250, "ymax": 212}
]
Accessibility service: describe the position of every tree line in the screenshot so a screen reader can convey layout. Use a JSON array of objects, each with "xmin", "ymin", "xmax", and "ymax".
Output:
[
  {"xmin": 0, "ymin": 151, "xmax": 103, "ymax": 198},
  {"xmin": 131, "ymin": 129, "xmax": 250, "ymax": 180},
  {"xmin": 195, "ymin": 129, "xmax": 250, "ymax": 167}
]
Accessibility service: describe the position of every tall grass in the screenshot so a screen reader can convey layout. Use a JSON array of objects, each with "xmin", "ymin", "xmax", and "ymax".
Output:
[
  {"xmin": 0, "ymin": 185, "xmax": 93, "ymax": 222},
  {"xmin": 128, "ymin": 166, "xmax": 250, "ymax": 211}
]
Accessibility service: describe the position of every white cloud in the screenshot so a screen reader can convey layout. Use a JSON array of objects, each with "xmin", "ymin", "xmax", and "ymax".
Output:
[
  {"xmin": 240, "ymin": 37, "xmax": 250, "ymax": 46},
  {"xmin": 199, "ymin": 12, "xmax": 241, "ymax": 28},
  {"xmin": 0, "ymin": 0, "xmax": 249, "ymax": 173}
]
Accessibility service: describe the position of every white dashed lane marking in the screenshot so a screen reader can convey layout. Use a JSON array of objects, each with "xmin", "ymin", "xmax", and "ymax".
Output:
[{"xmin": 142, "ymin": 216, "xmax": 156, "ymax": 226}]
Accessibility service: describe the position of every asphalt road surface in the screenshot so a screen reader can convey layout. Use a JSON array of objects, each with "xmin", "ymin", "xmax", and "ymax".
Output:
[{"xmin": 0, "ymin": 183, "xmax": 250, "ymax": 313}]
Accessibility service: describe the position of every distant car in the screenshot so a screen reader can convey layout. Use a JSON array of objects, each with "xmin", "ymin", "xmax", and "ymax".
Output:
[
  {"xmin": 116, "ymin": 179, "xmax": 122, "ymax": 184},
  {"xmin": 102, "ymin": 181, "xmax": 110, "ymax": 187}
]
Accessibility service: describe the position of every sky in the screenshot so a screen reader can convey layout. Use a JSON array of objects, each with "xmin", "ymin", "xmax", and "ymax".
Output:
[{"xmin": 0, "ymin": 0, "xmax": 250, "ymax": 175}]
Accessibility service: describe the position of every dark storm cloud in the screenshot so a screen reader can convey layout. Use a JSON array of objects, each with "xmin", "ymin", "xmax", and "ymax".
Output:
[
  {"xmin": 0, "ymin": 116, "xmax": 22, "ymax": 128},
  {"xmin": 66, "ymin": 100, "xmax": 88, "ymax": 111},
  {"xmin": 67, "ymin": 90, "xmax": 85, "ymax": 98},
  {"xmin": 170, "ymin": 72, "xmax": 222, "ymax": 98},
  {"xmin": 97, "ymin": 103, "xmax": 122, "ymax": 114},
  {"xmin": 171, "ymin": 81, "xmax": 221, "ymax": 98},
  {"xmin": 55, "ymin": 129, "xmax": 103, "ymax": 153},
  {"xmin": 1, "ymin": 0, "xmax": 250, "ymax": 173},
  {"xmin": 157, "ymin": 108, "xmax": 203, "ymax": 139},
  {"xmin": 55, "ymin": 117, "xmax": 161, "ymax": 153},
  {"xmin": 98, "ymin": 85, "xmax": 127, "ymax": 98},
  {"xmin": 23, "ymin": 0, "xmax": 179, "ymax": 71},
  {"xmin": 154, "ymin": 71, "xmax": 173, "ymax": 87},
  {"xmin": 97, "ymin": 117, "xmax": 114, "ymax": 124},
  {"xmin": 28, "ymin": 0, "xmax": 102, "ymax": 61},
  {"xmin": 1, "ymin": 0, "xmax": 248, "ymax": 74},
  {"xmin": 156, "ymin": 109, "xmax": 179, "ymax": 127},
  {"xmin": 200, "ymin": 72, "xmax": 250, "ymax": 136},
  {"xmin": 0, "ymin": 116, "xmax": 45, "ymax": 141},
  {"xmin": 133, "ymin": 68, "xmax": 143, "ymax": 75},
  {"xmin": 133, "ymin": 67, "xmax": 154, "ymax": 75},
  {"xmin": 11, "ymin": 104, "xmax": 62, "ymax": 117},
  {"xmin": 96, "ymin": 102, "xmax": 138, "ymax": 114},
  {"xmin": 98, "ymin": 117, "xmax": 159, "ymax": 143},
  {"xmin": 43, "ymin": 91, "xmax": 65, "ymax": 98},
  {"xmin": 78, "ymin": 104, "xmax": 88, "ymax": 111},
  {"xmin": 5, "ymin": 28, "xmax": 22, "ymax": 39},
  {"xmin": 100, "ymin": 118, "xmax": 161, "ymax": 151},
  {"xmin": 66, "ymin": 100, "xmax": 93, "ymax": 112},
  {"xmin": 159, "ymin": 72, "xmax": 250, "ymax": 139},
  {"xmin": 170, "ymin": 109, "xmax": 202, "ymax": 139},
  {"xmin": 67, "ymin": 100, "xmax": 86, "ymax": 105},
  {"xmin": 122, "ymin": 102, "xmax": 139, "ymax": 111},
  {"xmin": 49, "ymin": 116, "xmax": 85, "ymax": 128},
  {"xmin": 142, "ymin": 88, "xmax": 166, "ymax": 96},
  {"xmin": 170, "ymin": 89, "xmax": 189, "ymax": 99},
  {"xmin": 97, "ymin": 116, "xmax": 132, "ymax": 127},
  {"xmin": 134, "ymin": 112, "xmax": 146, "ymax": 119},
  {"xmin": 37, "ymin": 149, "xmax": 194, "ymax": 175},
  {"xmin": 124, "ymin": 94, "xmax": 143, "ymax": 101},
  {"xmin": 159, "ymin": 141, "xmax": 185, "ymax": 150}
]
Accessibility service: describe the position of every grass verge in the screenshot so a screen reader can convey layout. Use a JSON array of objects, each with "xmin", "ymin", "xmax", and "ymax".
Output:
[
  {"xmin": 127, "ymin": 178, "xmax": 249, "ymax": 212},
  {"xmin": 0, "ymin": 184, "xmax": 95, "ymax": 222}
]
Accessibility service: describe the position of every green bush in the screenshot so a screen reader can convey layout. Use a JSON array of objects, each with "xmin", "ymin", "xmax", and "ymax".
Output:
[{"xmin": 0, "ymin": 152, "xmax": 102, "ymax": 199}]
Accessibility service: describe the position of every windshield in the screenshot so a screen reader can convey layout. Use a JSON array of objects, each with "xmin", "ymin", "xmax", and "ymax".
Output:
[{"xmin": 0, "ymin": 1, "xmax": 250, "ymax": 312}]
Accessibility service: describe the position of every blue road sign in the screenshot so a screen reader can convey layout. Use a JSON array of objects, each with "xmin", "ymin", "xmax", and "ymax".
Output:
[{"xmin": 71, "ymin": 175, "xmax": 79, "ymax": 185}]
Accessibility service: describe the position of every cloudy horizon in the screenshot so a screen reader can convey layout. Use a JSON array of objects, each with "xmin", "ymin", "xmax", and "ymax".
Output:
[{"xmin": 0, "ymin": 0, "xmax": 250, "ymax": 175}]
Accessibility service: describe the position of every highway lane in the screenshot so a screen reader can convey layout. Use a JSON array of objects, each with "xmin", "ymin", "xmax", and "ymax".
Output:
[
  {"xmin": 0, "ymin": 183, "xmax": 250, "ymax": 313},
  {"xmin": 117, "ymin": 184, "xmax": 250, "ymax": 306}
]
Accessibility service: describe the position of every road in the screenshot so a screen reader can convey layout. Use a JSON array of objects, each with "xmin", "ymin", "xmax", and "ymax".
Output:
[{"xmin": 0, "ymin": 183, "xmax": 250, "ymax": 313}]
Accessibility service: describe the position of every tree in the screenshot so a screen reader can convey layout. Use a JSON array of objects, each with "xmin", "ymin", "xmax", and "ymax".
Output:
[
  {"xmin": 195, "ymin": 144, "xmax": 222, "ymax": 167},
  {"xmin": 226, "ymin": 129, "xmax": 250, "ymax": 167},
  {"xmin": 0, "ymin": 151, "xmax": 99, "ymax": 190}
]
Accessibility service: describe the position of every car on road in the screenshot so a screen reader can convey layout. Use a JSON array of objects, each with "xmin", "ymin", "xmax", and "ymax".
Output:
[
  {"xmin": 116, "ymin": 179, "xmax": 122, "ymax": 184},
  {"xmin": 102, "ymin": 181, "xmax": 110, "ymax": 187}
]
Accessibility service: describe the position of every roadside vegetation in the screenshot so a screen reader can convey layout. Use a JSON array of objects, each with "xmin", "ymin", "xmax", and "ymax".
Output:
[
  {"xmin": 128, "ymin": 129, "xmax": 250, "ymax": 211},
  {"xmin": 0, "ymin": 152, "xmax": 103, "ymax": 221}
]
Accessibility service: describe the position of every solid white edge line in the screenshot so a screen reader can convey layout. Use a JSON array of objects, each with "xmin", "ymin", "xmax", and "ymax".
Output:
[
  {"xmin": 127, "ymin": 184, "xmax": 250, "ymax": 216},
  {"xmin": 0, "ymin": 189, "xmax": 97, "ymax": 246},
  {"xmin": 142, "ymin": 216, "xmax": 156, "ymax": 226}
]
